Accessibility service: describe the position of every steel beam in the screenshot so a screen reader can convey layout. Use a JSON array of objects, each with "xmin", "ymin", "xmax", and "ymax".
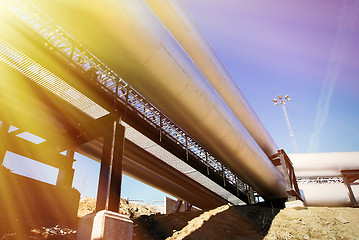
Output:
[
  {"xmin": 96, "ymin": 120, "xmax": 125, "ymax": 213},
  {"xmin": 77, "ymin": 139, "xmax": 229, "ymax": 209},
  {"xmin": 4, "ymin": 134, "xmax": 74, "ymax": 170},
  {"xmin": 341, "ymin": 170, "xmax": 359, "ymax": 207}
]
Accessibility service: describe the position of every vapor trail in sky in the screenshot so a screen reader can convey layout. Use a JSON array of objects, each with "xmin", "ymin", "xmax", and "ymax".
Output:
[{"xmin": 308, "ymin": 0, "xmax": 359, "ymax": 153}]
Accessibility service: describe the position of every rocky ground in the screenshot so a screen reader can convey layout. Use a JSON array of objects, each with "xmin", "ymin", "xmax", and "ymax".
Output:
[{"xmin": 1, "ymin": 198, "xmax": 359, "ymax": 239}]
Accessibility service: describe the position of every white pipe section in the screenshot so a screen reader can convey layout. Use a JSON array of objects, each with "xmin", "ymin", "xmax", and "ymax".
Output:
[
  {"xmin": 29, "ymin": 0, "xmax": 287, "ymax": 198},
  {"xmin": 291, "ymin": 152, "xmax": 359, "ymax": 206},
  {"xmin": 289, "ymin": 152, "xmax": 359, "ymax": 178},
  {"xmin": 144, "ymin": 0, "xmax": 278, "ymax": 157},
  {"xmin": 299, "ymin": 183, "xmax": 359, "ymax": 207}
]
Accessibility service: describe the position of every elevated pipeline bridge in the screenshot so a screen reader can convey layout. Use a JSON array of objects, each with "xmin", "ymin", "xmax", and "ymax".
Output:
[
  {"xmin": 0, "ymin": 0, "xmax": 301, "ymax": 221},
  {"xmin": 0, "ymin": 0, "xmax": 261, "ymax": 212}
]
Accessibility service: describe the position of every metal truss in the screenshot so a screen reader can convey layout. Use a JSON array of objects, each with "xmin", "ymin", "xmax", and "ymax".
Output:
[
  {"xmin": 297, "ymin": 177, "xmax": 344, "ymax": 184},
  {"xmin": 270, "ymin": 150, "xmax": 302, "ymax": 201},
  {"xmin": 4, "ymin": 0, "xmax": 250, "ymax": 199}
]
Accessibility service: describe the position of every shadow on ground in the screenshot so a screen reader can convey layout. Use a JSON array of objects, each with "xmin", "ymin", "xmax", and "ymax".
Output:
[{"xmin": 134, "ymin": 202, "xmax": 282, "ymax": 240}]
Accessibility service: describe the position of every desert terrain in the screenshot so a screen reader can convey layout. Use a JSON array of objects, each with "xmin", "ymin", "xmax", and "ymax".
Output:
[{"xmin": 1, "ymin": 198, "xmax": 359, "ymax": 239}]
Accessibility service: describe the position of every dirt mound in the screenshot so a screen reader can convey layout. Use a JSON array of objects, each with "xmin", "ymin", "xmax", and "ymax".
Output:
[
  {"xmin": 133, "ymin": 204, "xmax": 280, "ymax": 240},
  {"xmin": 133, "ymin": 204, "xmax": 359, "ymax": 240}
]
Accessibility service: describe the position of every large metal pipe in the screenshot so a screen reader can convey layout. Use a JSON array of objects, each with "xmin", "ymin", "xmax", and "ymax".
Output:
[
  {"xmin": 290, "ymin": 152, "xmax": 359, "ymax": 178},
  {"xmin": 145, "ymin": 0, "xmax": 278, "ymax": 157},
  {"xmin": 299, "ymin": 183, "xmax": 359, "ymax": 207},
  {"xmin": 290, "ymin": 152, "xmax": 359, "ymax": 207},
  {"xmin": 29, "ymin": 0, "xmax": 287, "ymax": 198}
]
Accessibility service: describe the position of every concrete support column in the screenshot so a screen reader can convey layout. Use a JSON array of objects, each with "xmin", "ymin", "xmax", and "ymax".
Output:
[
  {"xmin": 56, "ymin": 149, "xmax": 75, "ymax": 187},
  {"xmin": 174, "ymin": 199, "xmax": 183, "ymax": 213},
  {"xmin": 248, "ymin": 187, "xmax": 255, "ymax": 204},
  {"xmin": 96, "ymin": 120, "xmax": 125, "ymax": 212},
  {"xmin": 184, "ymin": 202, "xmax": 192, "ymax": 211}
]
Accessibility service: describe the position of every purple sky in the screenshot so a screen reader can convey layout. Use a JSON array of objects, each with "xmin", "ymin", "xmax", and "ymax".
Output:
[{"xmin": 182, "ymin": 0, "xmax": 359, "ymax": 154}]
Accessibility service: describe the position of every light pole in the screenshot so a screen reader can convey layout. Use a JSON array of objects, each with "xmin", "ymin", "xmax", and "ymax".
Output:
[{"xmin": 273, "ymin": 95, "xmax": 298, "ymax": 153}]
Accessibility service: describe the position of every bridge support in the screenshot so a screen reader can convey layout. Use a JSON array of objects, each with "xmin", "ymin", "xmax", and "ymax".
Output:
[
  {"xmin": 78, "ymin": 119, "xmax": 133, "ymax": 240},
  {"xmin": 248, "ymin": 187, "xmax": 255, "ymax": 204},
  {"xmin": 341, "ymin": 170, "xmax": 359, "ymax": 207},
  {"xmin": 96, "ymin": 120, "xmax": 125, "ymax": 212},
  {"xmin": 270, "ymin": 149, "xmax": 302, "ymax": 201},
  {"xmin": 0, "ymin": 120, "xmax": 80, "ymax": 226},
  {"xmin": 56, "ymin": 149, "xmax": 75, "ymax": 187},
  {"xmin": 0, "ymin": 121, "xmax": 10, "ymax": 165},
  {"xmin": 77, "ymin": 210, "xmax": 133, "ymax": 240}
]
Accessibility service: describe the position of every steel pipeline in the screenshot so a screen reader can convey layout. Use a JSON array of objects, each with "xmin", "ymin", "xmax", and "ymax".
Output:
[
  {"xmin": 145, "ymin": 0, "xmax": 278, "ymax": 157},
  {"xmin": 29, "ymin": 0, "xmax": 287, "ymax": 198}
]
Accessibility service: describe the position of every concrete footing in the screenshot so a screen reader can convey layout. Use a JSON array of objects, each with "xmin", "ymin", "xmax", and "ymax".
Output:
[
  {"xmin": 285, "ymin": 200, "xmax": 306, "ymax": 209},
  {"xmin": 77, "ymin": 210, "xmax": 133, "ymax": 240}
]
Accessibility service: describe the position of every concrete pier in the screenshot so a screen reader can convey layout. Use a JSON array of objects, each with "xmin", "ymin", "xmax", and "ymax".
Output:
[{"xmin": 77, "ymin": 210, "xmax": 133, "ymax": 240}]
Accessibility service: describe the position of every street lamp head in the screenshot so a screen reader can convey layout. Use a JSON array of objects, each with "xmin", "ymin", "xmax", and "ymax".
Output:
[{"xmin": 273, "ymin": 94, "xmax": 292, "ymax": 106}]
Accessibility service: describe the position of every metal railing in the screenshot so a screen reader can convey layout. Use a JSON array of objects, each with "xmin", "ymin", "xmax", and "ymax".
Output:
[{"xmin": 5, "ymin": 0, "xmax": 250, "ymax": 197}]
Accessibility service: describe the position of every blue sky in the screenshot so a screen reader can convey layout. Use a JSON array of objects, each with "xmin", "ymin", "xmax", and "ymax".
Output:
[
  {"xmin": 3, "ymin": 0, "xmax": 359, "ymax": 203},
  {"xmin": 182, "ymin": 0, "xmax": 359, "ymax": 154}
]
